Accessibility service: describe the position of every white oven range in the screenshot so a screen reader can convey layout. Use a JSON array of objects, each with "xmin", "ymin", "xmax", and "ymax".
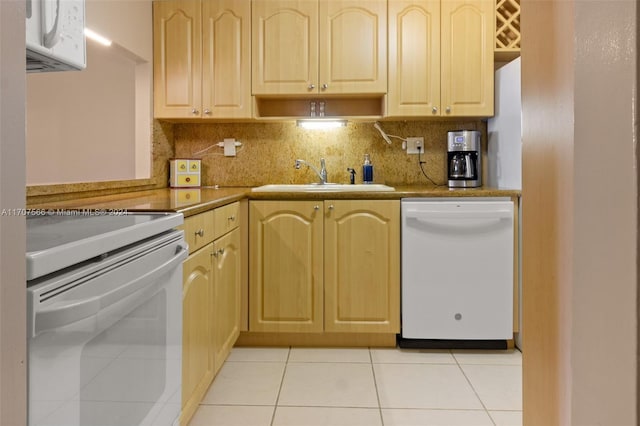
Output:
[{"xmin": 26, "ymin": 212, "xmax": 187, "ymax": 426}]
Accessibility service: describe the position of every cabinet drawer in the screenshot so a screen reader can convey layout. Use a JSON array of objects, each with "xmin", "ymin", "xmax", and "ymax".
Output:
[
  {"xmin": 176, "ymin": 174, "xmax": 200, "ymax": 186},
  {"xmin": 214, "ymin": 202, "xmax": 240, "ymax": 239},
  {"xmin": 183, "ymin": 210, "xmax": 215, "ymax": 253}
]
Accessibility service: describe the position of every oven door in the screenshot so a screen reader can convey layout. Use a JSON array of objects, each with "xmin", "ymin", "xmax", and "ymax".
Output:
[{"xmin": 27, "ymin": 231, "xmax": 186, "ymax": 426}]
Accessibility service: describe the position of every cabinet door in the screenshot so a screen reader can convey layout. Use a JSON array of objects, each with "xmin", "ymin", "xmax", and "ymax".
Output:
[
  {"xmin": 153, "ymin": 0, "xmax": 202, "ymax": 118},
  {"xmin": 181, "ymin": 245, "xmax": 214, "ymax": 425},
  {"xmin": 202, "ymin": 0, "xmax": 252, "ymax": 118},
  {"xmin": 388, "ymin": 0, "xmax": 441, "ymax": 117},
  {"xmin": 440, "ymin": 0, "xmax": 494, "ymax": 116},
  {"xmin": 324, "ymin": 200, "xmax": 400, "ymax": 333},
  {"xmin": 252, "ymin": 0, "xmax": 319, "ymax": 95},
  {"xmin": 249, "ymin": 201, "xmax": 323, "ymax": 332},
  {"xmin": 212, "ymin": 229, "xmax": 241, "ymax": 374},
  {"xmin": 319, "ymin": 0, "xmax": 387, "ymax": 94}
]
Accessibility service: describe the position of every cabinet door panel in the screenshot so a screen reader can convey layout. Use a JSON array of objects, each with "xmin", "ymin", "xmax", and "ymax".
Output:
[
  {"xmin": 202, "ymin": 0, "xmax": 251, "ymax": 118},
  {"xmin": 324, "ymin": 200, "xmax": 400, "ymax": 333},
  {"xmin": 181, "ymin": 245, "xmax": 213, "ymax": 422},
  {"xmin": 249, "ymin": 201, "xmax": 323, "ymax": 332},
  {"xmin": 319, "ymin": 0, "xmax": 387, "ymax": 93},
  {"xmin": 441, "ymin": 0, "xmax": 494, "ymax": 116},
  {"xmin": 154, "ymin": 0, "xmax": 202, "ymax": 118},
  {"xmin": 212, "ymin": 229, "xmax": 241, "ymax": 374},
  {"xmin": 388, "ymin": 0, "xmax": 440, "ymax": 116},
  {"xmin": 252, "ymin": 0, "xmax": 319, "ymax": 94}
]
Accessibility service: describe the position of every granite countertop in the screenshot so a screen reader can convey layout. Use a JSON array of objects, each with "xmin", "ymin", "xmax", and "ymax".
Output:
[
  {"xmin": 28, "ymin": 185, "xmax": 520, "ymax": 217},
  {"xmin": 28, "ymin": 187, "xmax": 250, "ymax": 217}
]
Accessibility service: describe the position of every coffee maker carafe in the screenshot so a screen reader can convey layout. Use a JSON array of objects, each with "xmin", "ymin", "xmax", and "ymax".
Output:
[{"xmin": 447, "ymin": 130, "xmax": 481, "ymax": 188}]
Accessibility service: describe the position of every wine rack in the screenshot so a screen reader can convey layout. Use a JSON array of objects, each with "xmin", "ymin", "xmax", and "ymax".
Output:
[{"xmin": 496, "ymin": 0, "xmax": 521, "ymax": 61}]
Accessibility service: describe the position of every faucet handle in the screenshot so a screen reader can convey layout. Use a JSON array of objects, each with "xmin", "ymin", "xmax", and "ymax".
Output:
[{"xmin": 347, "ymin": 168, "xmax": 356, "ymax": 184}]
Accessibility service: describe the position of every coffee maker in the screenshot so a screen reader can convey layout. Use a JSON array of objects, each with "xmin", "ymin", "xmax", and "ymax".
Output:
[{"xmin": 447, "ymin": 130, "xmax": 481, "ymax": 188}]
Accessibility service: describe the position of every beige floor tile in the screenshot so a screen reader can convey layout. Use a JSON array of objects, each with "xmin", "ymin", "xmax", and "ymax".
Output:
[
  {"xmin": 382, "ymin": 408, "xmax": 494, "ymax": 426},
  {"xmin": 189, "ymin": 405, "xmax": 274, "ymax": 426},
  {"xmin": 452, "ymin": 349, "xmax": 522, "ymax": 365},
  {"xmin": 200, "ymin": 362, "xmax": 285, "ymax": 406},
  {"xmin": 272, "ymin": 406, "xmax": 382, "ymax": 426},
  {"xmin": 374, "ymin": 364, "xmax": 483, "ymax": 409},
  {"xmin": 288, "ymin": 347, "xmax": 371, "ymax": 363},
  {"xmin": 227, "ymin": 347, "xmax": 290, "ymax": 362},
  {"xmin": 370, "ymin": 348, "xmax": 456, "ymax": 364},
  {"xmin": 460, "ymin": 365, "xmax": 522, "ymax": 410},
  {"xmin": 278, "ymin": 363, "xmax": 378, "ymax": 408},
  {"xmin": 489, "ymin": 410, "xmax": 523, "ymax": 426}
]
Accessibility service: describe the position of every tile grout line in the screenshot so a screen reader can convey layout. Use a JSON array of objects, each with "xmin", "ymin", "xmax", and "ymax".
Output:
[
  {"xmin": 451, "ymin": 350, "xmax": 497, "ymax": 426},
  {"xmin": 268, "ymin": 346, "xmax": 291, "ymax": 426},
  {"xmin": 368, "ymin": 347, "xmax": 386, "ymax": 426}
]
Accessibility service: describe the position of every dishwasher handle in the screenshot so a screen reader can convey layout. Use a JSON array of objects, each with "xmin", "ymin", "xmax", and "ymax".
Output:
[
  {"xmin": 405, "ymin": 209, "xmax": 513, "ymax": 220},
  {"xmin": 32, "ymin": 244, "xmax": 187, "ymax": 338}
]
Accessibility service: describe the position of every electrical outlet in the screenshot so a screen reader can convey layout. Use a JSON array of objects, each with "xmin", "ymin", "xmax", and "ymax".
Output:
[{"xmin": 406, "ymin": 137, "xmax": 424, "ymax": 154}]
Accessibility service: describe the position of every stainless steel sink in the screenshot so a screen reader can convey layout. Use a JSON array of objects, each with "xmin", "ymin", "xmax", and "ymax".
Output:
[{"xmin": 252, "ymin": 183, "xmax": 395, "ymax": 192}]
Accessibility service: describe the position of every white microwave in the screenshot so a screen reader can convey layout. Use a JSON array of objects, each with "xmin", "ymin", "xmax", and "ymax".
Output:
[{"xmin": 26, "ymin": 0, "xmax": 86, "ymax": 72}]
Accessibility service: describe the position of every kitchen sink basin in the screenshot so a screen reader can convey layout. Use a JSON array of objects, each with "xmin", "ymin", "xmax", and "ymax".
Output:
[{"xmin": 252, "ymin": 183, "xmax": 395, "ymax": 192}]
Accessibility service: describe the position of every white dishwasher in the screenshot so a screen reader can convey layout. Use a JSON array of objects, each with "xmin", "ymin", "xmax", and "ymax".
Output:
[{"xmin": 400, "ymin": 198, "xmax": 514, "ymax": 348}]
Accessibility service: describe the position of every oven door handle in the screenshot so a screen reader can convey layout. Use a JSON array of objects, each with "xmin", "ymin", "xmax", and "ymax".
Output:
[{"xmin": 32, "ymin": 244, "xmax": 187, "ymax": 337}]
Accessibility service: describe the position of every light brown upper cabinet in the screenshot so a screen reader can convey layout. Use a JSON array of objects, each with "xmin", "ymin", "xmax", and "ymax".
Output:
[
  {"xmin": 388, "ymin": 0, "xmax": 494, "ymax": 117},
  {"xmin": 154, "ymin": 0, "xmax": 251, "ymax": 119},
  {"xmin": 252, "ymin": 0, "xmax": 387, "ymax": 95}
]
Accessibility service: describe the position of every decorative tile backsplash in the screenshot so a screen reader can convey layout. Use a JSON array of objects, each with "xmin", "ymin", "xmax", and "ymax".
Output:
[{"xmin": 174, "ymin": 120, "xmax": 487, "ymax": 187}]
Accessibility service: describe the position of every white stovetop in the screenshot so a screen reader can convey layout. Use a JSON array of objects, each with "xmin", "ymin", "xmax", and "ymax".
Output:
[{"xmin": 26, "ymin": 212, "xmax": 183, "ymax": 281}]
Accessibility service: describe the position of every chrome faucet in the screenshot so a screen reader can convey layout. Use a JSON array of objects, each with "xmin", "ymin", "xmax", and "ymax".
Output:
[{"xmin": 295, "ymin": 158, "xmax": 328, "ymax": 184}]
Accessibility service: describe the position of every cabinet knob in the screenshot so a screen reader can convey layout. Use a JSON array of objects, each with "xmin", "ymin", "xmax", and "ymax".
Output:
[
  {"xmin": 314, "ymin": 205, "xmax": 320, "ymax": 211},
  {"xmin": 308, "ymin": 84, "xmax": 315, "ymax": 90},
  {"xmin": 328, "ymin": 204, "xmax": 334, "ymax": 210},
  {"xmin": 445, "ymin": 106, "xmax": 451, "ymax": 114},
  {"xmin": 227, "ymin": 215, "xmax": 235, "ymax": 221},
  {"xmin": 321, "ymin": 83, "xmax": 328, "ymax": 90},
  {"xmin": 432, "ymin": 106, "xmax": 438, "ymax": 114},
  {"xmin": 203, "ymin": 108, "xmax": 211, "ymax": 115},
  {"xmin": 191, "ymin": 108, "xmax": 199, "ymax": 115},
  {"xmin": 195, "ymin": 229, "xmax": 204, "ymax": 237},
  {"xmin": 218, "ymin": 248, "xmax": 225, "ymax": 256}
]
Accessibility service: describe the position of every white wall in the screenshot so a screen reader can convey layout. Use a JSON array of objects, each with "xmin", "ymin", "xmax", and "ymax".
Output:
[
  {"xmin": 571, "ymin": 2, "xmax": 637, "ymax": 423},
  {"xmin": 26, "ymin": 0, "xmax": 152, "ymax": 185},
  {"xmin": 27, "ymin": 41, "xmax": 138, "ymax": 184},
  {"xmin": 0, "ymin": 0, "xmax": 27, "ymax": 424},
  {"xmin": 521, "ymin": 0, "xmax": 638, "ymax": 424},
  {"xmin": 86, "ymin": 0, "xmax": 152, "ymax": 60}
]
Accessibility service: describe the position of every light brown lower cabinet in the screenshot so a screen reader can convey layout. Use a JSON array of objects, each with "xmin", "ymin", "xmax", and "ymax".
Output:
[
  {"xmin": 249, "ymin": 200, "xmax": 400, "ymax": 334},
  {"xmin": 181, "ymin": 245, "xmax": 215, "ymax": 426},
  {"xmin": 211, "ymin": 228, "xmax": 241, "ymax": 373},
  {"xmin": 180, "ymin": 203, "xmax": 242, "ymax": 426}
]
